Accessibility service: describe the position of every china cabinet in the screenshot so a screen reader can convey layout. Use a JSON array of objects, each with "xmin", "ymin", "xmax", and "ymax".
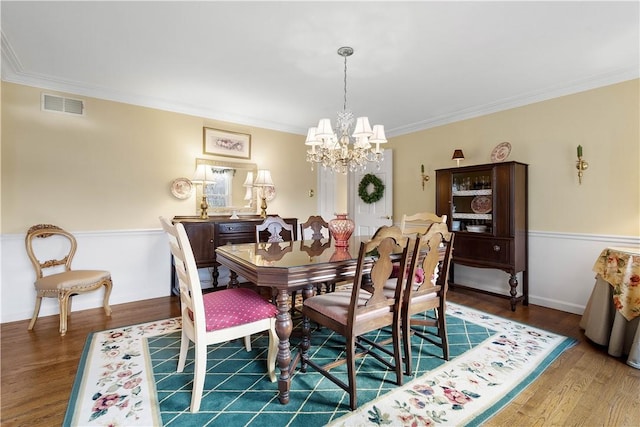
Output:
[
  {"xmin": 435, "ymin": 161, "xmax": 528, "ymax": 310},
  {"xmin": 171, "ymin": 215, "xmax": 297, "ymax": 293}
]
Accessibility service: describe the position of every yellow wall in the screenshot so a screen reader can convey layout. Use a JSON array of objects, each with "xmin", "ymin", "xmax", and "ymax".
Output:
[
  {"xmin": 1, "ymin": 82, "xmax": 316, "ymax": 233},
  {"xmin": 389, "ymin": 79, "xmax": 639, "ymax": 236},
  {"xmin": 2, "ymin": 80, "xmax": 639, "ymax": 237}
]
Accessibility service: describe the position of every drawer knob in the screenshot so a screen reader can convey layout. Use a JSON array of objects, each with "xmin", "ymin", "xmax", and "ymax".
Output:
[
  {"xmin": 210, "ymin": 239, "xmax": 214, "ymax": 243},
  {"xmin": 493, "ymin": 245, "xmax": 501, "ymax": 252}
]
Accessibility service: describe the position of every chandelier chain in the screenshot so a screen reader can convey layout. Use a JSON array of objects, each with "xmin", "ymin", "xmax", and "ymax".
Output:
[{"xmin": 343, "ymin": 54, "xmax": 348, "ymax": 113}]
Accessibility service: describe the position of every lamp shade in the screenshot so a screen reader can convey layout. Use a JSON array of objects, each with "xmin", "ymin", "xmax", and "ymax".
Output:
[
  {"xmin": 352, "ymin": 117, "xmax": 373, "ymax": 138},
  {"xmin": 192, "ymin": 164, "xmax": 213, "ymax": 183},
  {"xmin": 452, "ymin": 149, "xmax": 465, "ymax": 160},
  {"xmin": 253, "ymin": 169, "xmax": 274, "ymax": 187},
  {"xmin": 243, "ymin": 171, "xmax": 254, "ymax": 187},
  {"xmin": 305, "ymin": 127, "xmax": 322, "ymax": 146},
  {"xmin": 369, "ymin": 125, "xmax": 387, "ymax": 144},
  {"xmin": 315, "ymin": 119, "xmax": 334, "ymax": 139}
]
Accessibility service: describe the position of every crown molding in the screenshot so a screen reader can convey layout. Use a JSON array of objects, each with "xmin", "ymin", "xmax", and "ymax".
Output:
[{"xmin": 3, "ymin": 30, "xmax": 637, "ymax": 139}]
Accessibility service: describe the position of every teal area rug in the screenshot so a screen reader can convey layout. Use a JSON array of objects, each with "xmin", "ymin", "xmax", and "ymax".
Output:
[{"xmin": 64, "ymin": 304, "xmax": 576, "ymax": 426}]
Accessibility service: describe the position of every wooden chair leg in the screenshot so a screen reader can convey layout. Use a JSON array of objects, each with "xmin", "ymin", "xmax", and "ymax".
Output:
[
  {"xmin": 346, "ymin": 336, "xmax": 357, "ymax": 410},
  {"xmin": 177, "ymin": 330, "xmax": 190, "ymax": 373},
  {"xmin": 190, "ymin": 342, "xmax": 207, "ymax": 413},
  {"xmin": 392, "ymin": 319, "xmax": 404, "ymax": 384},
  {"xmin": 402, "ymin": 313, "xmax": 413, "ymax": 376},
  {"xmin": 28, "ymin": 295, "xmax": 43, "ymax": 331},
  {"xmin": 103, "ymin": 278, "xmax": 113, "ymax": 316},
  {"xmin": 438, "ymin": 308, "xmax": 449, "ymax": 360},
  {"xmin": 267, "ymin": 323, "xmax": 278, "ymax": 382},
  {"xmin": 59, "ymin": 293, "xmax": 70, "ymax": 336}
]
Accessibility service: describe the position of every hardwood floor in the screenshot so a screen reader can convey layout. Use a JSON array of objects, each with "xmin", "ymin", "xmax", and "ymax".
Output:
[{"xmin": 2, "ymin": 289, "xmax": 639, "ymax": 426}]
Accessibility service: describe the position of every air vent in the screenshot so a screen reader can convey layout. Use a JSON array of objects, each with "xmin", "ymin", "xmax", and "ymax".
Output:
[{"xmin": 41, "ymin": 93, "xmax": 85, "ymax": 115}]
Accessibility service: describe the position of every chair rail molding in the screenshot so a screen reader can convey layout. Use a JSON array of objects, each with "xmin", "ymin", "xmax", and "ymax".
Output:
[
  {"xmin": 2, "ymin": 229, "xmax": 638, "ymax": 322},
  {"xmin": 452, "ymin": 230, "xmax": 640, "ymax": 315},
  {"xmin": 1, "ymin": 228, "xmax": 171, "ymax": 323}
]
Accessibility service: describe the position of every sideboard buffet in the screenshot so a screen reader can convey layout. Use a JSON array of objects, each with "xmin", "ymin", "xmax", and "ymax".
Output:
[
  {"xmin": 435, "ymin": 161, "xmax": 528, "ymax": 311},
  {"xmin": 171, "ymin": 215, "xmax": 298, "ymax": 293}
]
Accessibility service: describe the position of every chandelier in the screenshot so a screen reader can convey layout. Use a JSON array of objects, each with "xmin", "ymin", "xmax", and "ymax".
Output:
[{"xmin": 305, "ymin": 46, "xmax": 387, "ymax": 174}]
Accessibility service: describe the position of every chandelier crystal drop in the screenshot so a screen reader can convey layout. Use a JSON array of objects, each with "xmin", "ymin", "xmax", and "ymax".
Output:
[{"xmin": 305, "ymin": 46, "xmax": 387, "ymax": 174}]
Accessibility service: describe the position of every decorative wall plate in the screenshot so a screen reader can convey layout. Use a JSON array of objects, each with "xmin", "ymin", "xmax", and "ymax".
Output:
[
  {"xmin": 471, "ymin": 195, "xmax": 492, "ymax": 214},
  {"xmin": 264, "ymin": 185, "xmax": 276, "ymax": 201},
  {"xmin": 490, "ymin": 141, "xmax": 511, "ymax": 162},
  {"xmin": 170, "ymin": 177, "xmax": 193, "ymax": 199}
]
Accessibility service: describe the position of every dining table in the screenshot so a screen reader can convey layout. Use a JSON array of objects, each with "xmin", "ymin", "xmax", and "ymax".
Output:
[
  {"xmin": 215, "ymin": 236, "xmax": 392, "ymax": 404},
  {"xmin": 217, "ymin": 235, "xmax": 446, "ymax": 404},
  {"xmin": 579, "ymin": 246, "xmax": 640, "ymax": 369}
]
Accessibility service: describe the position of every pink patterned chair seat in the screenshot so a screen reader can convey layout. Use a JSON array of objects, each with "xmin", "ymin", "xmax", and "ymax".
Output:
[{"xmin": 192, "ymin": 288, "xmax": 278, "ymax": 332}]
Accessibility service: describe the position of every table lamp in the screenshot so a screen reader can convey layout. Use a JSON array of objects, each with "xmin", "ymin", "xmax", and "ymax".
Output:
[
  {"xmin": 452, "ymin": 149, "xmax": 465, "ymax": 167},
  {"xmin": 192, "ymin": 164, "xmax": 214, "ymax": 219},
  {"xmin": 253, "ymin": 169, "xmax": 274, "ymax": 218}
]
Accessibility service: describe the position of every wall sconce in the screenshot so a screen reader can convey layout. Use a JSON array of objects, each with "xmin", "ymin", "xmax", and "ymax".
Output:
[
  {"xmin": 192, "ymin": 164, "xmax": 214, "ymax": 219},
  {"xmin": 420, "ymin": 164, "xmax": 430, "ymax": 190},
  {"xmin": 253, "ymin": 169, "xmax": 274, "ymax": 218},
  {"xmin": 452, "ymin": 149, "xmax": 465, "ymax": 167},
  {"xmin": 576, "ymin": 145, "xmax": 588, "ymax": 184}
]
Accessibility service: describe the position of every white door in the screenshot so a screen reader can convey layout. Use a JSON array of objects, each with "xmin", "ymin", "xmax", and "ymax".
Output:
[
  {"xmin": 349, "ymin": 149, "xmax": 393, "ymax": 236},
  {"xmin": 318, "ymin": 167, "xmax": 337, "ymax": 221}
]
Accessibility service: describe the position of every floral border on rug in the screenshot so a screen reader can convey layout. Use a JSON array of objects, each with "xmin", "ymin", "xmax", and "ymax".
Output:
[
  {"xmin": 328, "ymin": 304, "xmax": 577, "ymax": 427},
  {"xmin": 64, "ymin": 318, "xmax": 182, "ymax": 426}
]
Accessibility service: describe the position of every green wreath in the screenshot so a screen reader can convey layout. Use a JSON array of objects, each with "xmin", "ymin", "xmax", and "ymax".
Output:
[{"xmin": 358, "ymin": 173, "xmax": 385, "ymax": 204}]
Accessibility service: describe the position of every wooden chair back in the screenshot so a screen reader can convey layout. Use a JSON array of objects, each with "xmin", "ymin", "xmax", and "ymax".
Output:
[
  {"xmin": 300, "ymin": 215, "xmax": 330, "ymax": 240},
  {"xmin": 159, "ymin": 216, "xmax": 205, "ymax": 335},
  {"xmin": 25, "ymin": 224, "xmax": 77, "ymax": 278},
  {"xmin": 255, "ymin": 216, "xmax": 295, "ymax": 243},
  {"xmin": 400, "ymin": 211, "xmax": 447, "ymax": 236},
  {"xmin": 25, "ymin": 224, "xmax": 112, "ymax": 335}
]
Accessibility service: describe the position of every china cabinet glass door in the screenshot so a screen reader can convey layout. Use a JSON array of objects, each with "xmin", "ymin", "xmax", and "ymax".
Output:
[{"xmin": 450, "ymin": 169, "xmax": 493, "ymax": 234}]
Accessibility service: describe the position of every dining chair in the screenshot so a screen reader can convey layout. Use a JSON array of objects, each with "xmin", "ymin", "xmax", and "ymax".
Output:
[
  {"xmin": 400, "ymin": 211, "xmax": 447, "ymax": 236},
  {"xmin": 299, "ymin": 215, "xmax": 336, "ymax": 294},
  {"xmin": 255, "ymin": 215, "xmax": 295, "ymax": 243},
  {"xmin": 25, "ymin": 224, "xmax": 113, "ymax": 336},
  {"xmin": 255, "ymin": 215, "xmax": 296, "ymax": 304},
  {"xmin": 159, "ymin": 216, "xmax": 279, "ymax": 413},
  {"xmin": 400, "ymin": 222, "xmax": 454, "ymax": 375},
  {"xmin": 300, "ymin": 228, "xmax": 412, "ymax": 410},
  {"xmin": 299, "ymin": 215, "xmax": 330, "ymax": 240}
]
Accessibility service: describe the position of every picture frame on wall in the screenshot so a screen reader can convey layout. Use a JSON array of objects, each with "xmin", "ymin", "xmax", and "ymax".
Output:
[{"xmin": 203, "ymin": 127, "xmax": 251, "ymax": 159}]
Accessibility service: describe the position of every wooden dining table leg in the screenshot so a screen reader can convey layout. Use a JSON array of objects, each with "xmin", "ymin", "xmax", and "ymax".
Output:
[{"xmin": 275, "ymin": 288, "xmax": 293, "ymax": 404}]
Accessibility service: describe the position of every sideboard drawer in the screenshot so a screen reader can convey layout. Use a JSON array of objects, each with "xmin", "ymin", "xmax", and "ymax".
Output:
[
  {"xmin": 218, "ymin": 222, "xmax": 257, "ymax": 235},
  {"xmin": 454, "ymin": 234, "xmax": 512, "ymax": 266}
]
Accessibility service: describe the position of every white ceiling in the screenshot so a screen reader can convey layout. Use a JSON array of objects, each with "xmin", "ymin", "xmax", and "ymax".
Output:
[{"xmin": 2, "ymin": 1, "xmax": 638, "ymax": 137}]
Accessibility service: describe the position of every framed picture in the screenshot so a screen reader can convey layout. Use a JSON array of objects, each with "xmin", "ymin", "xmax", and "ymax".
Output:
[{"xmin": 203, "ymin": 127, "xmax": 251, "ymax": 159}]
